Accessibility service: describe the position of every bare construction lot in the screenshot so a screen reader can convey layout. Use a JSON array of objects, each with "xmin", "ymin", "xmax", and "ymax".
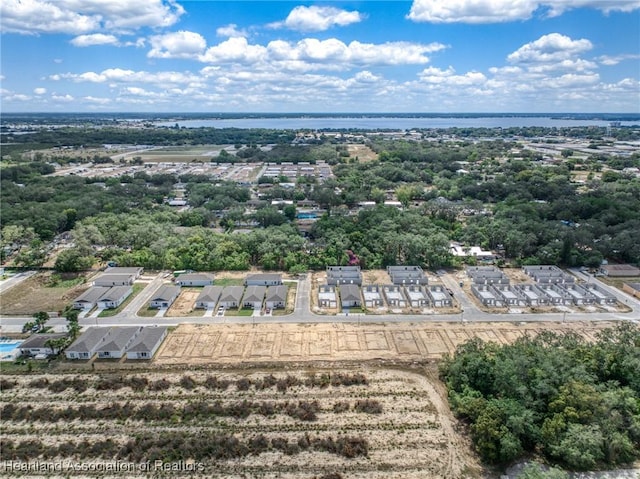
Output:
[{"xmin": 155, "ymin": 321, "xmax": 617, "ymax": 364}]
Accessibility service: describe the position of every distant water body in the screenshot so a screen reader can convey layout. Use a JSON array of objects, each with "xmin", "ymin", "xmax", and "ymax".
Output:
[{"xmin": 156, "ymin": 116, "xmax": 639, "ymax": 130}]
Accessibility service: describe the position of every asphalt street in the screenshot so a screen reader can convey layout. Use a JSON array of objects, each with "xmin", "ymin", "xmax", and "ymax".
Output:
[{"xmin": 1, "ymin": 270, "xmax": 638, "ymax": 333}]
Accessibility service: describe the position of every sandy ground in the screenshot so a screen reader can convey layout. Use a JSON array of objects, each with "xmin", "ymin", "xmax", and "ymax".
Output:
[
  {"xmin": 346, "ymin": 144, "xmax": 379, "ymax": 162},
  {"xmin": 166, "ymin": 289, "xmax": 201, "ymax": 317},
  {"xmin": 154, "ymin": 321, "xmax": 616, "ymax": 365}
]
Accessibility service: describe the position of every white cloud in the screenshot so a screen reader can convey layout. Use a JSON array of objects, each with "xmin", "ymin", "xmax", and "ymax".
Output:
[
  {"xmin": 598, "ymin": 53, "xmax": 640, "ymax": 66},
  {"xmin": 33, "ymin": 87, "xmax": 47, "ymax": 95},
  {"xmin": 195, "ymin": 36, "xmax": 446, "ymax": 70},
  {"xmin": 216, "ymin": 24, "xmax": 247, "ymax": 38},
  {"xmin": 52, "ymin": 94, "xmax": 74, "ymax": 102},
  {"xmin": 270, "ymin": 5, "xmax": 364, "ymax": 32},
  {"xmin": 507, "ymin": 33, "xmax": 592, "ymax": 63},
  {"xmin": 418, "ymin": 66, "xmax": 487, "ymax": 85},
  {"xmin": 200, "ymin": 37, "xmax": 267, "ymax": 64},
  {"xmin": 148, "ymin": 31, "xmax": 207, "ymax": 59},
  {"xmin": 56, "ymin": 68, "xmax": 201, "ymax": 87},
  {"xmin": 408, "ymin": 0, "xmax": 540, "ymax": 23},
  {"xmin": 71, "ymin": 33, "xmax": 119, "ymax": 47},
  {"xmin": 0, "ymin": 0, "xmax": 184, "ymax": 34},
  {"xmin": 407, "ymin": 0, "xmax": 640, "ymax": 23}
]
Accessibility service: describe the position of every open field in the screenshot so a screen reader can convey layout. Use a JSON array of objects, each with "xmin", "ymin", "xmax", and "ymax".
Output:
[
  {"xmin": 346, "ymin": 144, "xmax": 378, "ymax": 163},
  {"xmin": 0, "ymin": 366, "xmax": 484, "ymax": 479},
  {"xmin": 155, "ymin": 321, "xmax": 617, "ymax": 365},
  {"xmin": 0, "ymin": 272, "xmax": 89, "ymax": 315},
  {"xmin": 166, "ymin": 289, "xmax": 202, "ymax": 317}
]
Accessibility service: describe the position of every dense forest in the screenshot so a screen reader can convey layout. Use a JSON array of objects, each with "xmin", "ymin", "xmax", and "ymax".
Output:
[
  {"xmin": 1, "ymin": 127, "xmax": 639, "ymax": 271},
  {"xmin": 439, "ymin": 323, "xmax": 640, "ymax": 470}
]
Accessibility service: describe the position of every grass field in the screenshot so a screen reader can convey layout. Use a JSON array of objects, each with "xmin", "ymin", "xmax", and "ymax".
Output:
[{"xmin": 0, "ymin": 272, "xmax": 89, "ymax": 315}]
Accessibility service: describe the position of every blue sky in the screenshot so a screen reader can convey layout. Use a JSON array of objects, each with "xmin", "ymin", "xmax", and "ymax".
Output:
[{"xmin": 1, "ymin": 0, "xmax": 639, "ymax": 113}]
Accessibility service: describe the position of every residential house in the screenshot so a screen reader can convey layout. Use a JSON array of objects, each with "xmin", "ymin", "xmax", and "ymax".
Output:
[
  {"xmin": 583, "ymin": 283, "xmax": 617, "ymax": 305},
  {"xmin": 450, "ymin": 243, "xmax": 495, "ymax": 261},
  {"xmin": 326, "ymin": 266, "xmax": 362, "ymax": 285},
  {"xmin": 95, "ymin": 327, "xmax": 142, "ymax": 359},
  {"xmin": 318, "ymin": 285, "xmax": 337, "ymax": 308},
  {"xmin": 94, "ymin": 273, "xmax": 135, "ymax": 287},
  {"xmin": 512, "ymin": 284, "xmax": 549, "ymax": 306},
  {"xmin": 218, "ymin": 286, "xmax": 244, "ymax": 309},
  {"xmin": 471, "ymin": 284, "xmax": 505, "ymax": 307},
  {"xmin": 175, "ymin": 273, "xmax": 215, "ymax": 287},
  {"xmin": 125, "ymin": 327, "xmax": 168, "ymax": 360},
  {"xmin": 466, "ymin": 266, "xmax": 509, "ymax": 285},
  {"xmin": 387, "ymin": 266, "xmax": 428, "ymax": 285},
  {"xmin": 65, "ymin": 327, "xmax": 113, "ymax": 360},
  {"xmin": 339, "ymin": 284, "xmax": 362, "ymax": 309},
  {"xmin": 104, "ymin": 266, "xmax": 143, "ymax": 278},
  {"xmin": 245, "ymin": 274, "xmax": 283, "ymax": 286},
  {"xmin": 96, "ymin": 285, "xmax": 132, "ymax": 309},
  {"xmin": 149, "ymin": 285, "xmax": 180, "ymax": 309},
  {"xmin": 73, "ymin": 286, "xmax": 109, "ymax": 310},
  {"xmin": 600, "ymin": 264, "xmax": 640, "ymax": 277},
  {"xmin": 265, "ymin": 285, "xmax": 288, "ymax": 309},
  {"xmin": 195, "ymin": 285, "xmax": 223, "ymax": 309},
  {"xmin": 20, "ymin": 333, "xmax": 67, "ymax": 357},
  {"xmin": 243, "ymin": 285, "xmax": 266, "ymax": 309}
]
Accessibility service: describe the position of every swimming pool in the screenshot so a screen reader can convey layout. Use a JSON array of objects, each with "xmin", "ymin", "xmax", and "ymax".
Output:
[{"xmin": 0, "ymin": 340, "xmax": 22, "ymax": 353}]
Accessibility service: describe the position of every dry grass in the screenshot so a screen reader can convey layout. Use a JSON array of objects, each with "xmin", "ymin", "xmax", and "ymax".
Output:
[{"xmin": 0, "ymin": 272, "xmax": 89, "ymax": 315}]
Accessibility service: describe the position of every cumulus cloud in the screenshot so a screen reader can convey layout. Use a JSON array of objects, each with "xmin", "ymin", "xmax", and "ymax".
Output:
[
  {"xmin": 418, "ymin": 66, "xmax": 487, "ymax": 85},
  {"xmin": 0, "ymin": 0, "xmax": 184, "ymax": 34},
  {"xmin": 196, "ymin": 37, "xmax": 446, "ymax": 70},
  {"xmin": 216, "ymin": 24, "xmax": 247, "ymax": 38},
  {"xmin": 507, "ymin": 33, "xmax": 592, "ymax": 63},
  {"xmin": 33, "ymin": 87, "xmax": 47, "ymax": 95},
  {"xmin": 270, "ymin": 6, "xmax": 364, "ymax": 32},
  {"xmin": 407, "ymin": 0, "xmax": 640, "ymax": 23},
  {"xmin": 71, "ymin": 33, "xmax": 119, "ymax": 47},
  {"xmin": 148, "ymin": 31, "xmax": 207, "ymax": 59}
]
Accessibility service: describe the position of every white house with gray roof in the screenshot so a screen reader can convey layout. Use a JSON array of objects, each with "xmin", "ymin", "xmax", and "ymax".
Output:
[
  {"xmin": 149, "ymin": 285, "xmax": 180, "ymax": 309},
  {"xmin": 66, "ymin": 327, "xmax": 113, "ymax": 360},
  {"xmin": 339, "ymin": 284, "xmax": 362, "ymax": 308},
  {"xmin": 175, "ymin": 273, "xmax": 215, "ymax": 287},
  {"xmin": 96, "ymin": 285, "xmax": 132, "ymax": 309},
  {"xmin": 265, "ymin": 285, "xmax": 288, "ymax": 309},
  {"xmin": 195, "ymin": 285, "xmax": 224, "ymax": 309},
  {"xmin": 218, "ymin": 286, "xmax": 244, "ymax": 308},
  {"xmin": 245, "ymin": 274, "xmax": 283, "ymax": 286},
  {"xmin": 73, "ymin": 286, "xmax": 110, "ymax": 310},
  {"xmin": 243, "ymin": 285, "xmax": 266, "ymax": 309},
  {"xmin": 94, "ymin": 273, "xmax": 135, "ymax": 287},
  {"xmin": 125, "ymin": 327, "xmax": 168, "ymax": 360},
  {"xmin": 95, "ymin": 327, "xmax": 142, "ymax": 359}
]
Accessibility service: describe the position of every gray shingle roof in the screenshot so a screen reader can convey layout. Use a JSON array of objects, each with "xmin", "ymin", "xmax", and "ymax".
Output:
[
  {"xmin": 67, "ymin": 327, "xmax": 113, "ymax": 354},
  {"xmin": 95, "ymin": 327, "xmax": 141, "ymax": 353},
  {"xmin": 126, "ymin": 327, "xmax": 167, "ymax": 354}
]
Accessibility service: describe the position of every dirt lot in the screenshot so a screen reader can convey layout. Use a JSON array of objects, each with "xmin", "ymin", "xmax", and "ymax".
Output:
[
  {"xmin": 155, "ymin": 320, "xmax": 617, "ymax": 365},
  {"xmin": 166, "ymin": 289, "xmax": 201, "ymax": 317},
  {"xmin": 0, "ymin": 366, "xmax": 484, "ymax": 479}
]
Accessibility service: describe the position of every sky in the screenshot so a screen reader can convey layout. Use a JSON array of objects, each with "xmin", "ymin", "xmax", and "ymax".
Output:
[{"xmin": 1, "ymin": 0, "xmax": 639, "ymax": 113}]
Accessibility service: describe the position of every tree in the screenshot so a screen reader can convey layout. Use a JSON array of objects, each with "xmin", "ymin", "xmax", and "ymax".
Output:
[
  {"xmin": 54, "ymin": 248, "xmax": 94, "ymax": 272},
  {"xmin": 65, "ymin": 309, "xmax": 81, "ymax": 341}
]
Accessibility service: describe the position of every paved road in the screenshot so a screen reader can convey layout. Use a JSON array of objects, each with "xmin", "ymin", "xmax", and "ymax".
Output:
[
  {"xmin": 0, "ymin": 271, "xmax": 37, "ymax": 294},
  {"xmin": 1, "ymin": 270, "xmax": 639, "ymax": 333}
]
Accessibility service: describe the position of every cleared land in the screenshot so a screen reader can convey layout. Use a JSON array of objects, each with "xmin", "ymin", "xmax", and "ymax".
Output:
[
  {"xmin": 0, "ymin": 272, "xmax": 89, "ymax": 315},
  {"xmin": 155, "ymin": 321, "xmax": 616, "ymax": 365},
  {"xmin": 0, "ymin": 367, "xmax": 484, "ymax": 478}
]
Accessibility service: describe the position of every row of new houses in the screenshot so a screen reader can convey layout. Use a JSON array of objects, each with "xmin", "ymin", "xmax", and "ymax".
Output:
[
  {"xmin": 18, "ymin": 326, "xmax": 168, "ymax": 360},
  {"xmin": 150, "ymin": 284, "xmax": 288, "ymax": 310},
  {"xmin": 465, "ymin": 265, "xmax": 618, "ymax": 307},
  {"xmin": 66, "ymin": 326, "xmax": 168, "ymax": 360},
  {"xmin": 318, "ymin": 284, "xmax": 452, "ymax": 309},
  {"xmin": 326, "ymin": 266, "xmax": 428, "ymax": 286}
]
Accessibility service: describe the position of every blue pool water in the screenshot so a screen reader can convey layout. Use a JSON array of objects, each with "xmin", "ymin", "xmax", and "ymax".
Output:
[
  {"xmin": 0, "ymin": 341, "xmax": 22, "ymax": 353},
  {"xmin": 297, "ymin": 212, "xmax": 318, "ymax": 219}
]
